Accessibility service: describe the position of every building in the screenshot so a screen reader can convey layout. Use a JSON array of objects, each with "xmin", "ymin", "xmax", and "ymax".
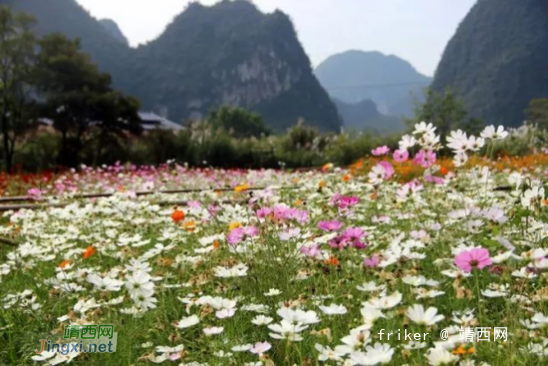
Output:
[{"xmin": 138, "ymin": 112, "xmax": 185, "ymax": 132}]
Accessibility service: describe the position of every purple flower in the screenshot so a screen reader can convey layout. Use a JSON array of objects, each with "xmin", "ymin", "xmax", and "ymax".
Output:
[{"xmin": 318, "ymin": 220, "xmax": 343, "ymax": 232}]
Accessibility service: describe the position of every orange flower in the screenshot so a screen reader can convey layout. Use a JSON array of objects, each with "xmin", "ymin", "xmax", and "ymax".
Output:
[
  {"xmin": 212, "ymin": 240, "xmax": 220, "ymax": 250},
  {"xmin": 83, "ymin": 246, "xmax": 96, "ymax": 259},
  {"xmin": 342, "ymin": 174, "xmax": 352, "ymax": 182},
  {"xmin": 322, "ymin": 163, "xmax": 333, "ymax": 172},
  {"xmin": 324, "ymin": 256, "xmax": 339, "ymax": 266},
  {"xmin": 117, "ymin": 185, "xmax": 125, "ymax": 192},
  {"xmin": 235, "ymin": 183, "xmax": 250, "ymax": 193},
  {"xmin": 451, "ymin": 346, "xmax": 466, "ymax": 355},
  {"xmin": 294, "ymin": 199, "xmax": 303, "ymax": 206},
  {"xmin": 58, "ymin": 260, "xmax": 71, "ymax": 268},
  {"xmin": 440, "ymin": 166, "xmax": 450, "ymax": 176},
  {"xmin": 183, "ymin": 220, "xmax": 196, "ymax": 232},
  {"xmin": 318, "ymin": 179, "xmax": 327, "ymax": 188},
  {"xmin": 171, "ymin": 210, "xmax": 185, "ymax": 223}
]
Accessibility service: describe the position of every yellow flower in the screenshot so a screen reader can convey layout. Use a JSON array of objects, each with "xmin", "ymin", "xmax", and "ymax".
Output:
[
  {"xmin": 229, "ymin": 222, "xmax": 242, "ymax": 231},
  {"xmin": 235, "ymin": 183, "xmax": 250, "ymax": 193}
]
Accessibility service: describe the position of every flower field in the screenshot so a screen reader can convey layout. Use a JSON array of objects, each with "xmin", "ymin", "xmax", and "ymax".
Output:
[{"xmin": 2, "ymin": 123, "xmax": 548, "ymax": 366}]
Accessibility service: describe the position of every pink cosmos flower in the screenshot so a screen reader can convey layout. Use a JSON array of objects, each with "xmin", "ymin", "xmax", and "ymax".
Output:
[
  {"xmin": 227, "ymin": 226, "xmax": 259, "ymax": 246},
  {"xmin": 26, "ymin": 188, "xmax": 42, "ymax": 200},
  {"xmin": 378, "ymin": 161, "xmax": 394, "ymax": 180},
  {"xmin": 329, "ymin": 227, "xmax": 368, "ymax": 249},
  {"xmin": 425, "ymin": 175, "xmax": 445, "ymax": 185},
  {"xmin": 393, "ymin": 149, "xmax": 409, "ymax": 162},
  {"xmin": 300, "ymin": 243, "xmax": 321, "ymax": 257},
  {"xmin": 250, "ymin": 342, "xmax": 272, "ymax": 355},
  {"xmin": 338, "ymin": 196, "xmax": 359, "ymax": 210},
  {"xmin": 363, "ymin": 254, "xmax": 380, "ymax": 268},
  {"xmin": 318, "ymin": 220, "xmax": 343, "ymax": 232},
  {"xmin": 372, "ymin": 145, "xmax": 390, "ymax": 156},
  {"xmin": 454, "ymin": 248, "xmax": 492, "ymax": 272},
  {"xmin": 413, "ymin": 149, "xmax": 437, "ymax": 168},
  {"xmin": 256, "ymin": 207, "xmax": 272, "ymax": 219}
]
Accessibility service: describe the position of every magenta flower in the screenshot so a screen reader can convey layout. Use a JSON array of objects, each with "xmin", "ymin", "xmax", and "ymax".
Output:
[
  {"xmin": 256, "ymin": 207, "xmax": 272, "ymax": 219},
  {"xmin": 454, "ymin": 248, "xmax": 492, "ymax": 272},
  {"xmin": 393, "ymin": 149, "xmax": 409, "ymax": 162},
  {"xmin": 372, "ymin": 145, "xmax": 390, "ymax": 156},
  {"xmin": 338, "ymin": 196, "xmax": 359, "ymax": 210},
  {"xmin": 318, "ymin": 220, "xmax": 343, "ymax": 232}
]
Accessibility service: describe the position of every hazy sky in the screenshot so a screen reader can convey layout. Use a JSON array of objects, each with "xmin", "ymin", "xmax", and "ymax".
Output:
[{"xmin": 74, "ymin": 0, "xmax": 476, "ymax": 76}]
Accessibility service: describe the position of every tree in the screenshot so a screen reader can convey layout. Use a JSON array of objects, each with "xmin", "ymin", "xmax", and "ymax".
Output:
[
  {"xmin": 0, "ymin": 5, "xmax": 36, "ymax": 172},
  {"xmin": 208, "ymin": 106, "xmax": 270, "ymax": 139},
  {"xmin": 525, "ymin": 99, "xmax": 548, "ymax": 130},
  {"xmin": 408, "ymin": 88, "xmax": 483, "ymax": 137},
  {"xmin": 34, "ymin": 33, "xmax": 141, "ymax": 167}
]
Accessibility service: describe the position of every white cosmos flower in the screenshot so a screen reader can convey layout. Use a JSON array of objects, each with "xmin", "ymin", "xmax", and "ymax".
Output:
[
  {"xmin": 268, "ymin": 320, "xmax": 308, "ymax": 341},
  {"xmin": 203, "ymin": 326, "xmax": 224, "ymax": 336},
  {"xmin": 315, "ymin": 343, "xmax": 344, "ymax": 362},
  {"xmin": 367, "ymin": 291, "xmax": 402, "ymax": 309},
  {"xmin": 251, "ymin": 315, "xmax": 273, "ymax": 325},
  {"xmin": 175, "ymin": 315, "xmax": 200, "ymax": 329},
  {"xmin": 480, "ymin": 125, "xmax": 508, "ymax": 140},
  {"xmin": 350, "ymin": 343, "xmax": 394, "ymax": 365},
  {"xmin": 277, "ymin": 307, "xmax": 320, "ymax": 324},
  {"xmin": 426, "ymin": 347, "xmax": 459, "ymax": 365},
  {"xmin": 264, "ymin": 288, "xmax": 282, "ymax": 296},
  {"xmin": 399, "ymin": 134, "xmax": 416, "ymax": 151},
  {"xmin": 407, "ymin": 304, "xmax": 444, "ymax": 326},
  {"xmin": 125, "ymin": 270, "xmax": 155, "ymax": 298},
  {"xmin": 413, "ymin": 121, "xmax": 436, "ymax": 135},
  {"xmin": 87, "ymin": 273, "xmax": 124, "ymax": 292},
  {"xmin": 319, "ymin": 304, "xmax": 347, "ymax": 315}
]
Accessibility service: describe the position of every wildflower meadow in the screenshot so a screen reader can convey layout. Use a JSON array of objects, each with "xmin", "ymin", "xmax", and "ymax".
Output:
[{"xmin": 2, "ymin": 122, "xmax": 548, "ymax": 366}]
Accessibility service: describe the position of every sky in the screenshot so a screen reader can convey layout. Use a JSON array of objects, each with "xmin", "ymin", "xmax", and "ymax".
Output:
[{"xmin": 74, "ymin": 0, "xmax": 476, "ymax": 77}]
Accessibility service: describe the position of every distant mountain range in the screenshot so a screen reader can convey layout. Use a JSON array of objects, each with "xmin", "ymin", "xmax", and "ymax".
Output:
[
  {"xmin": 432, "ymin": 0, "xmax": 548, "ymax": 127},
  {"xmin": 315, "ymin": 51, "xmax": 432, "ymax": 118},
  {"xmin": 4, "ymin": 0, "xmax": 342, "ymax": 132},
  {"xmin": 333, "ymin": 98, "xmax": 404, "ymax": 133},
  {"xmin": 99, "ymin": 19, "xmax": 129, "ymax": 46}
]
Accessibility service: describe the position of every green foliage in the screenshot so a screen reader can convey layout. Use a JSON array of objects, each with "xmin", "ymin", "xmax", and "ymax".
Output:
[
  {"xmin": 0, "ymin": 5, "xmax": 36, "ymax": 171},
  {"xmin": 525, "ymin": 98, "xmax": 548, "ymax": 130},
  {"xmin": 432, "ymin": 0, "xmax": 548, "ymax": 128},
  {"xmin": 208, "ymin": 106, "xmax": 270, "ymax": 138},
  {"xmin": 408, "ymin": 88, "xmax": 483, "ymax": 136},
  {"xmin": 34, "ymin": 33, "xmax": 141, "ymax": 167}
]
